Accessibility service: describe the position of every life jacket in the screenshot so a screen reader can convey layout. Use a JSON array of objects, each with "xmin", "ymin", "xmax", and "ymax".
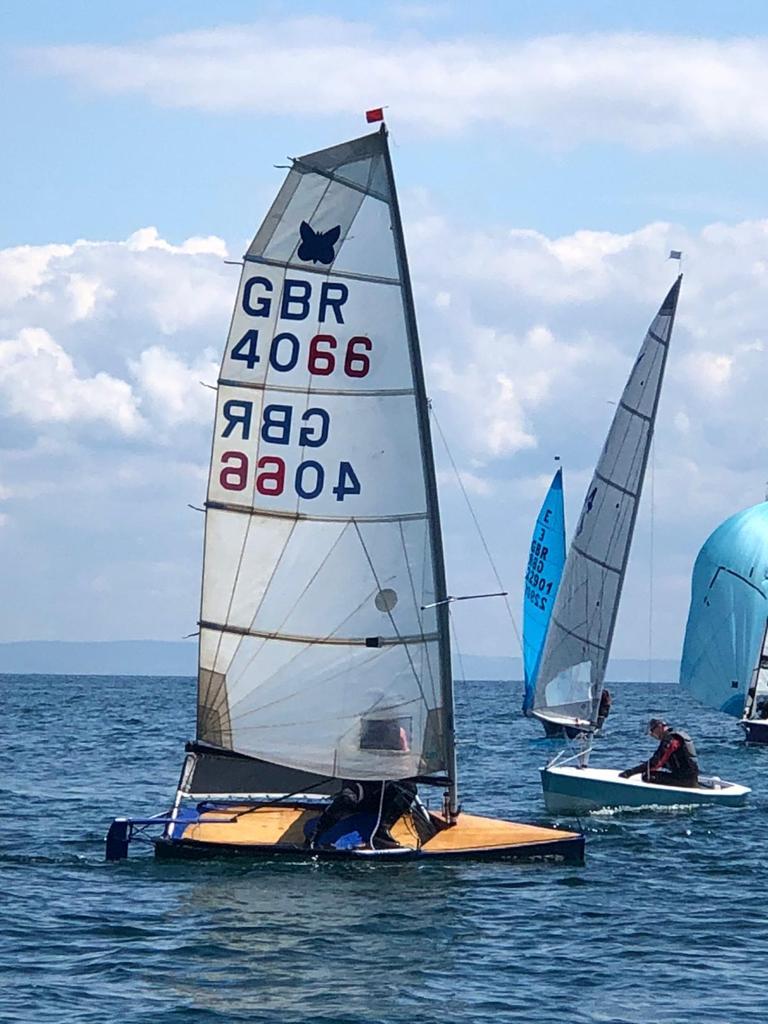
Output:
[{"xmin": 664, "ymin": 729, "xmax": 699, "ymax": 777}]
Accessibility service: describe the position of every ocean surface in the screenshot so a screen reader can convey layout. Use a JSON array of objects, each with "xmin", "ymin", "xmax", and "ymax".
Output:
[{"xmin": 1, "ymin": 674, "xmax": 765, "ymax": 1024}]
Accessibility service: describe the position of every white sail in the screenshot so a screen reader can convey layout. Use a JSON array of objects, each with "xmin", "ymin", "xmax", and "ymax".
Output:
[
  {"xmin": 745, "ymin": 621, "xmax": 768, "ymax": 720},
  {"xmin": 533, "ymin": 277, "xmax": 682, "ymax": 728},
  {"xmin": 197, "ymin": 129, "xmax": 454, "ymax": 786}
]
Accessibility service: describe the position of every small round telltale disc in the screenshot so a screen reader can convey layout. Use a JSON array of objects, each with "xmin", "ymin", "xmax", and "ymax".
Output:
[{"xmin": 374, "ymin": 588, "xmax": 398, "ymax": 612}]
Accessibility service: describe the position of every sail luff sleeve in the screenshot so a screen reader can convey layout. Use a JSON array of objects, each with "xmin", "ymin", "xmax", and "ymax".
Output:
[
  {"xmin": 196, "ymin": 130, "xmax": 451, "ymax": 782},
  {"xmin": 532, "ymin": 276, "xmax": 682, "ymax": 728}
]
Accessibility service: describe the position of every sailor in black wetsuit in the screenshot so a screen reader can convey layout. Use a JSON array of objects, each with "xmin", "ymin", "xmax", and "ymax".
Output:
[
  {"xmin": 619, "ymin": 718, "xmax": 699, "ymax": 787},
  {"xmin": 308, "ymin": 780, "xmax": 419, "ymax": 849}
]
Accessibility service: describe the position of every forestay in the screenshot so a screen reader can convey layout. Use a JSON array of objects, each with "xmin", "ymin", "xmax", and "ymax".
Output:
[
  {"xmin": 680, "ymin": 502, "xmax": 768, "ymax": 717},
  {"xmin": 533, "ymin": 277, "xmax": 682, "ymax": 729},
  {"xmin": 522, "ymin": 468, "xmax": 565, "ymax": 714},
  {"xmin": 196, "ymin": 128, "xmax": 454, "ymax": 785}
]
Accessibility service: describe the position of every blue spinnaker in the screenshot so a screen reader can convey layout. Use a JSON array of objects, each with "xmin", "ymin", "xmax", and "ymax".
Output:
[
  {"xmin": 522, "ymin": 469, "xmax": 566, "ymax": 713},
  {"xmin": 680, "ymin": 502, "xmax": 768, "ymax": 717}
]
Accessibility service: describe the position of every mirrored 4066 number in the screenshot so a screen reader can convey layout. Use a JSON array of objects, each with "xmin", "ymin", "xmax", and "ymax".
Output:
[{"xmin": 220, "ymin": 452, "xmax": 361, "ymax": 502}]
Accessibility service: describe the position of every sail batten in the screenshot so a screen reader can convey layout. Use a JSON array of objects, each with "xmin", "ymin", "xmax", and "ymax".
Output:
[
  {"xmin": 245, "ymin": 253, "xmax": 401, "ymax": 286},
  {"xmin": 618, "ymin": 400, "xmax": 653, "ymax": 423},
  {"xmin": 593, "ymin": 471, "xmax": 638, "ymax": 499},
  {"xmin": 197, "ymin": 128, "xmax": 454, "ymax": 787},
  {"xmin": 570, "ymin": 544, "xmax": 621, "ymax": 574},
  {"xmin": 206, "ymin": 500, "xmax": 428, "ymax": 524},
  {"xmin": 217, "ymin": 378, "xmax": 415, "ymax": 398},
  {"xmin": 200, "ymin": 620, "xmax": 439, "ymax": 646},
  {"xmin": 532, "ymin": 276, "xmax": 682, "ymax": 729}
]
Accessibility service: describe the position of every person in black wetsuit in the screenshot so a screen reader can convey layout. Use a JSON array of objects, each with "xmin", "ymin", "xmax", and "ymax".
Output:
[
  {"xmin": 619, "ymin": 718, "xmax": 699, "ymax": 787},
  {"xmin": 308, "ymin": 780, "xmax": 419, "ymax": 849}
]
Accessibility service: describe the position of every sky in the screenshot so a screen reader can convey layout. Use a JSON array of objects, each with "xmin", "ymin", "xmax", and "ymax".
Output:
[{"xmin": 2, "ymin": 0, "xmax": 768, "ymax": 664}]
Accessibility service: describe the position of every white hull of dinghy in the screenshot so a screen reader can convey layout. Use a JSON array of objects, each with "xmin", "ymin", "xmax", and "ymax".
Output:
[{"xmin": 540, "ymin": 766, "xmax": 750, "ymax": 815}]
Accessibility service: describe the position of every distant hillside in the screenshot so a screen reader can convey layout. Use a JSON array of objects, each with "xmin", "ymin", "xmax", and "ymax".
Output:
[
  {"xmin": 0, "ymin": 640, "xmax": 197, "ymax": 677},
  {"xmin": 459, "ymin": 653, "xmax": 679, "ymax": 683},
  {"xmin": 0, "ymin": 640, "xmax": 679, "ymax": 682}
]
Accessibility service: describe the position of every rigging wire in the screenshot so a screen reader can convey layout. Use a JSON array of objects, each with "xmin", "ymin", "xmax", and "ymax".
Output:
[
  {"xmin": 449, "ymin": 614, "xmax": 480, "ymax": 748},
  {"xmin": 431, "ymin": 408, "xmax": 523, "ymax": 654}
]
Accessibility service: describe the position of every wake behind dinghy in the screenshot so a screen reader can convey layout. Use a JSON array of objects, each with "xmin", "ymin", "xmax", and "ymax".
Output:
[{"xmin": 105, "ymin": 122, "xmax": 583, "ymax": 865}]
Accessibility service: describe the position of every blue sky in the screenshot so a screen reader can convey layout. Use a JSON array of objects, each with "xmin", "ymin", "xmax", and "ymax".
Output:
[
  {"xmin": 2, "ymin": 1, "xmax": 768, "ymax": 662},
  {"xmin": 6, "ymin": 0, "xmax": 768, "ymax": 247}
]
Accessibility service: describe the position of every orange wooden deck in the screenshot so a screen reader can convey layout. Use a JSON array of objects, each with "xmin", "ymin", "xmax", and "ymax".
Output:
[{"xmin": 179, "ymin": 805, "xmax": 580, "ymax": 855}]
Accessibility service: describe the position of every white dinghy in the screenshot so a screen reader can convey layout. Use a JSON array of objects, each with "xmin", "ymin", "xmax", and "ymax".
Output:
[
  {"xmin": 541, "ymin": 761, "xmax": 750, "ymax": 815},
  {"xmin": 532, "ymin": 275, "xmax": 750, "ymax": 814}
]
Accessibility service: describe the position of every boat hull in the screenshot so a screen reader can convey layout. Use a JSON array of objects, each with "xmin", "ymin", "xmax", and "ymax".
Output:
[
  {"xmin": 740, "ymin": 719, "xmax": 768, "ymax": 745},
  {"xmin": 541, "ymin": 766, "xmax": 750, "ymax": 815},
  {"xmin": 153, "ymin": 805, "xmax": 584, "ymax": 864}
]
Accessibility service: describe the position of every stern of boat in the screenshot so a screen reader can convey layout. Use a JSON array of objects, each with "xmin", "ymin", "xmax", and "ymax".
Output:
[{"xmin": 741, "ymin": 718, "xmax": 768, "ymax": 745}]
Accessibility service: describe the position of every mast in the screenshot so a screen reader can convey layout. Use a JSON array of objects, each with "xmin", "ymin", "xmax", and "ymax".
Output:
[{"xmin": 380, "ymin": 126, "xmax": 457, "ymax": 818}]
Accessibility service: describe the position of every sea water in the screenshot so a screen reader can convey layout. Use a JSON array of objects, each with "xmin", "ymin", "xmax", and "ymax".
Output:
[{"xmin": 1, "ymin": 674, "xmax": 765, "ymax": 1024}]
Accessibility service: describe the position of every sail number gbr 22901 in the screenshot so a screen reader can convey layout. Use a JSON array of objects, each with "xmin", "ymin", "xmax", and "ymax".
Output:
[{"xmin": 218, "ymin": 275, "xmax": 369, "ymax": 503}]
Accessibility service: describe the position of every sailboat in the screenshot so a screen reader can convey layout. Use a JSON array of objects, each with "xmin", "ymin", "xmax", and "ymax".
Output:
[
  {"xmin": 522, "ymin": 467, "xmax": 566, "ymax": 732},
  {"xmin": 105, "ymin": 124, "xmax": 583, "ymax": 863},
  {"xmin": 680, "ymin": 501, "xmax": 768, "ymax": 744},
  {"xmin": 534, "ymin": 275, "xmax": 748, "ymax": 813}
]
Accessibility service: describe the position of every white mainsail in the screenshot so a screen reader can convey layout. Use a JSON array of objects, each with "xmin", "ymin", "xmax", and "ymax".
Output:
[
  {"xmin": 197, "ymin": 129, "xmax": 455, "ymax": 790},
  {"xmin": 533, "ymin": 276, "xmax": 682, "ymax": 729},
  {"xmin": 744, "ymin": 620, "xmax": 768, "ymax": 720}
]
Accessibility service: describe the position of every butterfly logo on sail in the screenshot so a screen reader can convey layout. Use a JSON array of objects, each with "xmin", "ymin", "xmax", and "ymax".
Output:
[
  {"xmin": 297, "ymin": 221, "xmax": 342, "ymax": 265},
  {"xmin": 576, "ymin": 486, "xmax": 598, "ymax": 536}
]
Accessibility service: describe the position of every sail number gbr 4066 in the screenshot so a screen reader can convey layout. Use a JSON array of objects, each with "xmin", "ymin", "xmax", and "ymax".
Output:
[{"xmin": 217, "ymin": 273, "xmax": 375, "ymax": 504}]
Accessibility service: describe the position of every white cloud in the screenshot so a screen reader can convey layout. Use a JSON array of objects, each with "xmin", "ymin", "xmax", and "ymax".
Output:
[
  {"xmin": 130, "ymin": 346, "xmax": 218, "ymax": 427},
  {"xmin": 0, "ymin": 242, "xmax": 73, "ymax": 307},
  {"xmin": 125, "ymin": 227, "xmax": 227, "ymax": 258},
  {"xmin": 437, "ymin": 468, "xmax": 493, "ymax": 497},
  {"xmin": 682, "ymin": 351, "xmax": 733, "ymax": 392},
  {"xmin": 1, "ymin": 217, "xmax": 767, "ymax": 658},
  {"xmin": 0, "ymin": 327, "xmax": 143, "ymax": 434},
  {"xmin": 24, "ymin": 22, "xmax": 768, "ymax": 146}
]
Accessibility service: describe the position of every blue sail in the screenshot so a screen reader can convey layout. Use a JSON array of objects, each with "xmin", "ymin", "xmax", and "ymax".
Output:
[
  {"xmin": 522, "ymin": 469, "xmax": 566, "ymax": 713},
  {"xmin": 680, "ymin": 502, "xmax": 768, "ymax": 717}
]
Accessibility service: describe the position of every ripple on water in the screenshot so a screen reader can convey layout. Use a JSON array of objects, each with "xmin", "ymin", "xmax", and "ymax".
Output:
[{"xmin": 0, "ymin": 675, "xmax": 765, "ymax": 1023}]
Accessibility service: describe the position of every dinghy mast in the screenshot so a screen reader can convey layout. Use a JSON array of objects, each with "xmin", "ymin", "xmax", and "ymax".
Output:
[
  {"xmin": 532, "ymin": 276, "xmax": 682, "ymax": 732},
  {"xmin": 380, "ymin": 128, "xmax": 457, "ymax": 818}
]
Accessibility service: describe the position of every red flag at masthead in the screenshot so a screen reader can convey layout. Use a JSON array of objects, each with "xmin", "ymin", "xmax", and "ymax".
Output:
[{"xmin": 365, "ymin": 107, "xmax": 385, "ymax": 123}]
